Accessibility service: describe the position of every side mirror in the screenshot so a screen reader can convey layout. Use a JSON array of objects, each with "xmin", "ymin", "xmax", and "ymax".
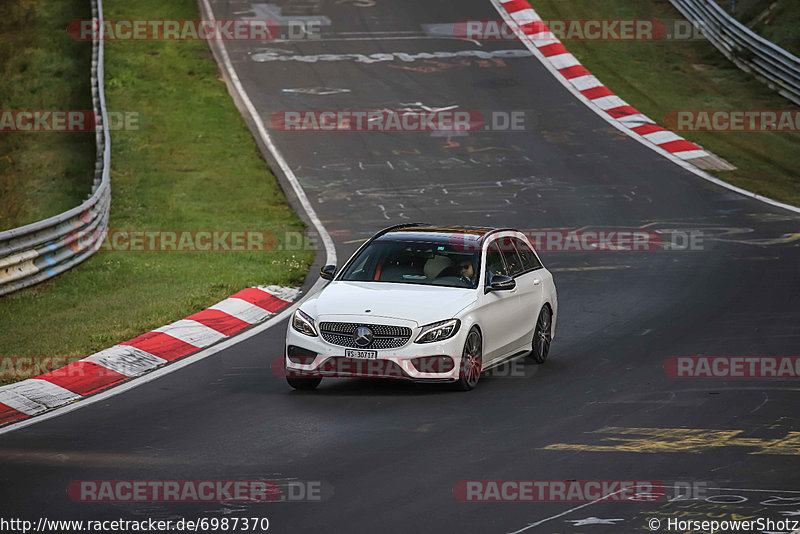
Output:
[
  {"xmin": 319, "ymin": 265, "xmax": 336, "ymax": 280},
  {"xmin": 486, "ymin": 274, "xmax": 515, "ymax": 293},
  {"xmin": 320, "ymin": 264, "xmax": 336, "ymax": 280}
]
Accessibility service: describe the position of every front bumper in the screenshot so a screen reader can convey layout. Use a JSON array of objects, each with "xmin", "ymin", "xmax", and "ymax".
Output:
[{"xmin": 284, "ymin": 321, "xmax": 466, "ymax": 381}]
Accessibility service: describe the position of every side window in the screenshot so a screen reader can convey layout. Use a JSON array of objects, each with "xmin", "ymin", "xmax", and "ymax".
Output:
[
  {"xmin": 485, "ymin": 241, "xmax": 508, "ymax": 284},
  {"xmin": 515, "ymin": 238, "xmax": 542, "ymax": 271},
  {"xmin": 498, "ymin": 236, "xmax": 523, "ymax": 277}
]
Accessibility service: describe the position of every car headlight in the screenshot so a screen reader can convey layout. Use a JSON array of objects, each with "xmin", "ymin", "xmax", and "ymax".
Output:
[
  {"xmin": 292, "ymin": 309, "xmax": 318, "ymax": 337},
  {"xmin": 414, "ymin": 319, "xmax": 460, "ymax": 344}
]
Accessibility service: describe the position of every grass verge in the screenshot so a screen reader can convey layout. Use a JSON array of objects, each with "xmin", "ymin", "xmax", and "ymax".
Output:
[
  {"xmin": 0, "ymin": 0, "xmax": 313, "ymax": 385},
  {"xmin": 529, "ymin": 0, "xmax": 800, "ymax": 207},
  {"xmin": 0, "ymin": 0, "xmax": 95, "ymax": 231}
]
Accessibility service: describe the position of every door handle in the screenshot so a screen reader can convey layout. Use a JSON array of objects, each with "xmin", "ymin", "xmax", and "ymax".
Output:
[{"xmin": 533, "ymin": 279, "xmax": 541, "ymax": 286}]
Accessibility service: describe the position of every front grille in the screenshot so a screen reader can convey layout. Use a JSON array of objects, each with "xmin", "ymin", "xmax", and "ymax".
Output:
[{"xmin": 319, "ymin": 322, "xmax": 412, "ymax": 349}]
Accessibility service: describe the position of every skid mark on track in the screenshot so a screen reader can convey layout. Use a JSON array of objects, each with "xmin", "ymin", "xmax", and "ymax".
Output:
[
  {"xmin": 300, "ymin": 176, "xmax": 555, "ymax": 221},
  {"xmin": 388, "ymin": 57, "xmax": 507, "ymax": 73},
  {"xmin": 251, "ymin": 49, "xmax": 533, "ymax": 64},
  {"xmin": 550, "ymin": 265, "xmax": 631, "ymax": 272}
]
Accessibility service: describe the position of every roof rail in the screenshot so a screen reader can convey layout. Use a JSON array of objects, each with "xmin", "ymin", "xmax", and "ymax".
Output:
[
  {"xmin": 376, "ymin": 222, "xmax": 430, "ymax": 236},
  {"xmin": 480, "ymin": 227, "xmax": 516, "ymax": 243}
]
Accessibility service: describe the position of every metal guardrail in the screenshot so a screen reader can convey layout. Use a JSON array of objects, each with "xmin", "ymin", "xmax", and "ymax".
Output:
[
  {"xmin": 669, "ymin": 0, "xmax": 800, "ymax": 106},
  {"xmin": 0, "ymin": 0, "xmax": 111, "ymax": 296}
]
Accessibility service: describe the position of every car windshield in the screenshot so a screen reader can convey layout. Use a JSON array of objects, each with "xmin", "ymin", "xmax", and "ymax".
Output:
[{"xmin": 339, "ymin": 239, "xmax": 481, "ymax": 289}]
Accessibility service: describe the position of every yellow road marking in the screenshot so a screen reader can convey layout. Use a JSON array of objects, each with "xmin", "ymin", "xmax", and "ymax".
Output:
[
  {"xmin": 543, "ymin": 427, "xmax": 800, "ymax": 455},
  {"xmin": 717, "ymin": 232, "xmax": 800, "ymax": 246}
]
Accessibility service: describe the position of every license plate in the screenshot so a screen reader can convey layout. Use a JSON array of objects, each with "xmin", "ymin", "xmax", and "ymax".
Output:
[{"xmin": 345, "ymin": 349, "xmax": 377, "ymax": 359}]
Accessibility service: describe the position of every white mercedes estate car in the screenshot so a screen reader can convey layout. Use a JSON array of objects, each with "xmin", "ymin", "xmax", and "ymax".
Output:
[{"xmin": 284, "ymin": 224, "xmax": 557, "ymax": 391}]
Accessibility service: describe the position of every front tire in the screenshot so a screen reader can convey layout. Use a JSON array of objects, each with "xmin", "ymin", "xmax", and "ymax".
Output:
[
  {"xmin": 286, "ymin": 376, "xmax": 322, "ymax": 390},
  {"xmin": 455, "ymin": 327, "xmax": 483, "ymax": 391},
  {"xmin": 528, "ymin": 306, "xmax": 552, "ymax": 364}
]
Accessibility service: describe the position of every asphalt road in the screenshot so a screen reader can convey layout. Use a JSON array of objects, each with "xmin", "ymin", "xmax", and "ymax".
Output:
[{"xmin": 1, "ymin": 0, "xmax": 799, "ymax": 532}]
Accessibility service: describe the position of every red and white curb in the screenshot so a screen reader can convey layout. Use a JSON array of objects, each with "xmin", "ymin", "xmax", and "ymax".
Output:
[
  {"xmin": 0, "ymin": 285, "xmax": 298, "ymax": 427},
  {"xmin": 495, "ymin": 0, "xmax": 710, "ymax": 163}
]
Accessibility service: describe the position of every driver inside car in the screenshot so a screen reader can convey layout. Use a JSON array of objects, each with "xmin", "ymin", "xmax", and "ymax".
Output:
[{"xmin": 457, "ymin": 258, "xmax": 477, "ymax": 286}]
